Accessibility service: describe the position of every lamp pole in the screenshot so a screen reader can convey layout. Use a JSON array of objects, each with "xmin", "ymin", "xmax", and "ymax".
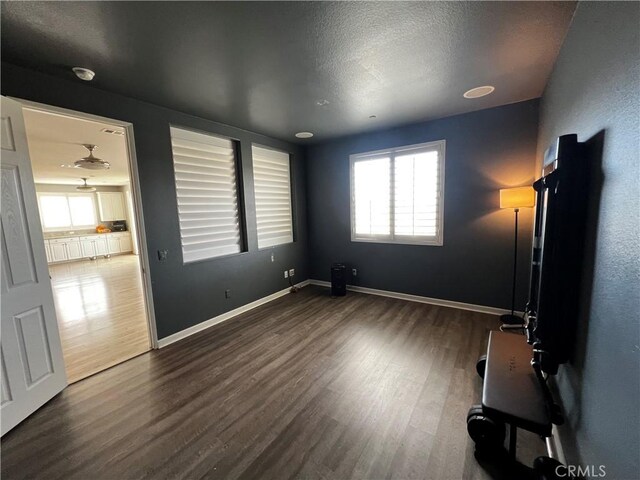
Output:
[{"xmin": 501, "ymin": 207, "xmax": 522, "ymax": 325}]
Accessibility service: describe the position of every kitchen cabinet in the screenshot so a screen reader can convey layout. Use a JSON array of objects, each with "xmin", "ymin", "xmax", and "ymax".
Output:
[
  {"xmin": 44, "ymin": 240, "xmax": 52, "ymax": 263},
  {"xmin": 46, "ymin": 233, "xmax": 131, "ymax": 264},
  {"xmin": 80, "ymin": 235, "xmax": 110, "ymax": 258},
  {"xmin": 80, "ymin": 237, "xmax": 95, "ymax": 258},
  {"xmin": 66, "ymin": 238, "xmax": 82, "ymax": 260},
  {"xmin": 107, "ymin": 232, "xmax": 133, "ymax": 254},
  {"xmin": 95, "ymin": 236, "xmax": 109, "ymax": 256},
  {"xmin": 48, "ymin": 238, "xmax": 81, "ymax": 262},
  {"xmin": 96, "ymin": 192, "xmax": 126, "ymax": 222},
  {"xmin": 49, "ymin": 241, "xmax": 68, "ymax": 263}
]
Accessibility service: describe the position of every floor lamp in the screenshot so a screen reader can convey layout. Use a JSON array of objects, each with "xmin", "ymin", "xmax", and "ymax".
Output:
[{"xmin": 499, "ymin": 186, "xmax": 535, "ymax": 325}]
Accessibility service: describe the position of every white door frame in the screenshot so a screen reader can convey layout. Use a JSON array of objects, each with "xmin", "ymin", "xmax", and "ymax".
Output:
[{"xmin": 10, "ymin": 97, "xmax": 159, "ymax": 349}]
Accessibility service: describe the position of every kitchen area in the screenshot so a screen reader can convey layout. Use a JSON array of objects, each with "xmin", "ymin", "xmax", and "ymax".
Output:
[
  {"xmin": 42, "ymin": 190, "xmax": 134, "ymax": 264},
  {"xmin": 23, "ymin": 107, "xmax": 151, "ymax": 384}
]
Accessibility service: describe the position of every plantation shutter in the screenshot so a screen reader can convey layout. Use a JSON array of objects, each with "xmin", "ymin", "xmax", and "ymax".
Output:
[
  {"xmin": 170, "ymin": 126, "xmax": 242, "ymax": 263},
  {"xmin": 393, "ymin": 148, "xmax": 441, "ymax": 238},
  {"xmin": 351, "ymin": 140, "xmax": 445, "ymax": 245},
  {"xmin": 252, "ymin": 145, "xmax": 293, "ymax": 248}
]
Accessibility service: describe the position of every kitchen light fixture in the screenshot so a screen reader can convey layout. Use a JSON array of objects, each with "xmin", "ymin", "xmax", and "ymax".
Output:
[
  {"xmin": 76, "ymin": 177, "xmax": 96, "ymax": 192},
  {"xmin": 74, "ymin": 144, "xmax": 110, "ymax": 170},
  {"xmin": 295, "ymin": 132, "xmax": 314, "ymax": 139},
  {"xmin": 72, "ymin": 67, "xmax": 95, "ymax": 81},
  {"xmin": 463, "ymin": 85, "xmax": 495, "ymax": 99}
]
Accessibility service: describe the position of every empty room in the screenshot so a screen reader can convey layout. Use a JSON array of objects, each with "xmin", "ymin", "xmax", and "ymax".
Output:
[{"xmin": 0, "ymin": 2, "xmax": 638, "ymax": 480}]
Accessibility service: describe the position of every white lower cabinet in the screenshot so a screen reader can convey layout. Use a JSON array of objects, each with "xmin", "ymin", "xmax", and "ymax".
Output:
[
  {"xmin": 46, "ymin": 233, "xmax": 131, "ymax": 263},
  {"xmin": 106, "ymin": 233, "xmax": 133, "ymax": 254},
  {"xmin": 119, "ymin": 234, "xmax": 132, "ymax": 253},
  {"xmin": 49, "ymin": 241, "xmax": 67, "ymax": 262},
  {"xmin": 95, "ymin": 236, "xmax": 109, "ymax": 256},
  {"xmin": 44, "ymin": 240, "xmax": 52, "ymax": 263},
  {"xmin": 80, "ymin": 235, "xmax": 110, "ymax": 258},
  {"xmin": 80, "ymin": 238, "xmax": 96, "ymax": 258},
  {"xmin": 66, "ymin": 239, "xmax": 82, "ymax": 260},
  {"xmin": 48, "ymin": 238, "xmax": 81, "ymax": 262}
]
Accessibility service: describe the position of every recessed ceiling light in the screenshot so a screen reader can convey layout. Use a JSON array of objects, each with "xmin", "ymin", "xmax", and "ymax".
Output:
[
  {"xmin": 463, "ymin": 85, "xmax": 495, "ymax": 99},
  {"xmin": 295, "ymin": 132, "xmax": 314, "ymax": 139},
  {"xmin": 72, "ymin": 67, "xmax": 95, "ymax": 81},
  {"xmin": 316, "ymin": 99, "xmax": 330, "ymax": 107}
]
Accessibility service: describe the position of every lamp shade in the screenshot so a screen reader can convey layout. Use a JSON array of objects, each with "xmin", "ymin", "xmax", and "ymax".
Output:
[{"xmin": 500, "ymin": 186, "xmax": 535, "ymax": 209}]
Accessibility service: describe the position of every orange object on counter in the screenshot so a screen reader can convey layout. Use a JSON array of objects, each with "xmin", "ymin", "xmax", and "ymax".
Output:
[{"xmin": 96, "ymin": 225, "xmax": 111, "ymax": 233}]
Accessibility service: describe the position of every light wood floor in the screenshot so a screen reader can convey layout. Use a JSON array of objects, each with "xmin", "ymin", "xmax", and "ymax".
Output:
[
  {"xmin": 1, "ymin": 286, "xmax": 544, "ymax": 479},
  {"xmin": 49, "ymin": 254, "xmax": 150, "ymax": 384}
]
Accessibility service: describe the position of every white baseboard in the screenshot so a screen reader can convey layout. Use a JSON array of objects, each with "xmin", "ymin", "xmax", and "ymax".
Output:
[
  {"xmin": 308, "ymin": 279, "xmax": 521, "ymax": 317},
  {"xmin": 157, "ymin": 280, "xmax": 310, "ymax": 348}
]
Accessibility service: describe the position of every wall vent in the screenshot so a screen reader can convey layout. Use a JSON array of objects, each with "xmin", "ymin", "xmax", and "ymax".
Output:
[{"xmin": 101, "ymin": 128, "xmax": 125, "ymax": 136}]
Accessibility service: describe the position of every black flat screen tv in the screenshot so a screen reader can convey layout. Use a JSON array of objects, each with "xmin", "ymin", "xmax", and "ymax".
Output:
[{"xmin": 526, "ymin": 134, "xmax": 591, "ymax": 375}]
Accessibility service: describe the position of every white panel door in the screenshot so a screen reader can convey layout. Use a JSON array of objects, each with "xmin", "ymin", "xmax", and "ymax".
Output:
[{"xmin": 0, "ymin": 97, "xmax": 67, "ymax": 436}]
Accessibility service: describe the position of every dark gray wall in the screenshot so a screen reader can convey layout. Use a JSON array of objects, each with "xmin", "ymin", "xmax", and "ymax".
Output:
[
  {"xmin": 306, "ymin": 100, "xmax": 539, "ymax": 310},
  {"xmin": 2, "ymin": 62, "xmax": 309, "ymax": 340},
  {"xmin": 537, "ymin": 2, "xmax": 640, "ymax": 478}
]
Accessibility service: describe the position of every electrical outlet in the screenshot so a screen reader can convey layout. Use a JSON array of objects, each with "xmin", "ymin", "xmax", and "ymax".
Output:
[
  {"xmin": 271, "ymin": 252, "xmax": 275, "ymax": 262},
  {"xmin": 225, "ymin": 289, "xmax": 231, "ymax": 299},
  {"xmin": 352, "ymin": 268, "xmax": 357, "ymax": 276},
  {"xmin": 289, "ymin": 268, "xmax": 295, "ymax": 277},
  {"xmin": 284, "ymin": 270, "xmax": 289, "ymax": 279}
]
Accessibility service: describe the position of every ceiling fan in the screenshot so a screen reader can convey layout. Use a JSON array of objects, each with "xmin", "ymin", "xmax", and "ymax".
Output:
[
  {"xmin": 76, "ymin": 177, "xmax": 96, "ymax": 192},
  {"xmin": 74, "ymin": 144, "xmax": 110, "ymax": 170}
]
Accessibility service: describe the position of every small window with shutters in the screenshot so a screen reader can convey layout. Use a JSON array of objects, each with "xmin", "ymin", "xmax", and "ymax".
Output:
[
  {"xmin": 350, "ymin": 140, "xmax": 445, "ymax": 246},
  {"xmin": 251, "ymin": 145, "xmax": 294, "ymax": 249},
  {"xmin": 170, "ymin": 126, "xmax": 244, "ymax": 263}
]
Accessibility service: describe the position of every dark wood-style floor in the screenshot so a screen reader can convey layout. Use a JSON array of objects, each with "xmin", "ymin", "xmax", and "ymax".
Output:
[{"xmin": 1, "ymin": 286, "xmax": 544, "ymax": 480}]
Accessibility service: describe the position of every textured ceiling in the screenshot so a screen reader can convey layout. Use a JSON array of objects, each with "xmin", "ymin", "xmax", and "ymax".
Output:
[
  {"xmin": 1, "ymin": 1, "xmax": 576, "ymax": 143},
  {"xmin": 24, "ymin": 109, "xmax": 130, "ymax": 186}
]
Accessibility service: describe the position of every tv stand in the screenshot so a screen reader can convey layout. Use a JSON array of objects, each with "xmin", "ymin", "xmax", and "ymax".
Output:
[{"xmin": 467, "ymin": 331, "xmax": 565, "ymax": 478}]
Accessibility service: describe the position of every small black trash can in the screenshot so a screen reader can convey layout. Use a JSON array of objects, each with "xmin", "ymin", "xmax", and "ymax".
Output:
[{"xmin": 331, "ymin": 263, "xmax": 347, "ymax": 297}]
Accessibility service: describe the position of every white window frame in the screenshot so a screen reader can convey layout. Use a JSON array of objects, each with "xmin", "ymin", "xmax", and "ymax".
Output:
[
  {"xmin": 37, "ymin": 192, "xmax": 98, "ymax": 232},
  {"xmin": 350, "ymin": 140, "xmax": 445, "ymax": 246}
]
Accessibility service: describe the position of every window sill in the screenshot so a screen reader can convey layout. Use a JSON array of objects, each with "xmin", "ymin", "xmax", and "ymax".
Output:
[{"xmin": 351, "ymin": 236, "xmax": 443, "ymax": 247}]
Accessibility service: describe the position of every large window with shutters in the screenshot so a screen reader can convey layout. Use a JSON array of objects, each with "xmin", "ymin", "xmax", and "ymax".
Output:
[
  {"xmin": 170, "ymin": 126, "xmax": 244, "ymax": 263},
  {"xmin": 350, "ymin": 140, "xmax": 445, "ymax": 246},
  {"xmin": 251, "ymin": 145, "xmax": 294, "ymax": 248}
]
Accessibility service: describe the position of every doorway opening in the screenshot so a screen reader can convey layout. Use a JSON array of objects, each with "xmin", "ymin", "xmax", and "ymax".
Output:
[{"xmin": 20, "ymin": 103, "xmax": 156, "ymax": 384}]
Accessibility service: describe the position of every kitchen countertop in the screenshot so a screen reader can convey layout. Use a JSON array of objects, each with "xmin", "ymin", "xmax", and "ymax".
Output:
[{"xmin": 43, "ymin": 231, "xmax": 128, "ymax": 239}]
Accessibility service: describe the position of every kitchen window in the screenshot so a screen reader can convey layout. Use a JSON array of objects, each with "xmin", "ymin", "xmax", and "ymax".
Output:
[
  {"xmin": 350, "ymin": 140, "xmax": 445, "ymax": 246},
  {"xmin": 37, "ymin": 193, "xmax": 97, "ymax": 231}
]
